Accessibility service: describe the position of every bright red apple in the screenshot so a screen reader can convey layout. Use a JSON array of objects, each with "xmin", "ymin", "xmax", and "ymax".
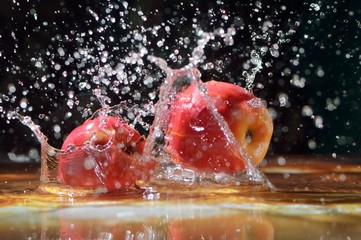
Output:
[
  {"xmin": 58, "ymin": 115, "xmax": 154, "ymax": 190},
  {"xmin": 167, "ymin": 80, "xmax": 273, "ymax": 174}
]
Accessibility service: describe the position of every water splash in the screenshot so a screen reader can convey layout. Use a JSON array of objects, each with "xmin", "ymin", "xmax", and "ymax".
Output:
[
  {"xmin": 3, "ymin": 1, "xmax": 341, "ymax": 195},
  {"xmin": 143, "ymin": 27, "xmax": 274, "ymax": 190},
  {"xmin": 141, "ymin": 65, "xmax": 274, "ymax": 192},
  {"xmin": 6, "ymin": 111, "xmax": 60, "ymax": 184},
  {"xmin": 7, "ymin": 111, "xmax": 47, "ymax": 144}
]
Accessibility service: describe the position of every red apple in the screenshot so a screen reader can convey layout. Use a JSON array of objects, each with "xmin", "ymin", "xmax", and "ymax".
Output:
[
  {"xmin": 58, "ymin": 115, "xmax": 154, "ymax": 190},
  {"xmin": 167, "ymin": 80, "xmax": 273, "ymax": 174}
]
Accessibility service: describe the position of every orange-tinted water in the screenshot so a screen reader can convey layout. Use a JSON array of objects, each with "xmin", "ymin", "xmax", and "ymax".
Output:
[{"xmin": 1, "ymin": 155, "xmax": 361, "ymax": 240}]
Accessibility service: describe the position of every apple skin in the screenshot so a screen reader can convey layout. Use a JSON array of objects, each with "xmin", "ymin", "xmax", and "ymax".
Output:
[
  {"xmin": 167, "ymin": 80, "xmax": 273, "ymax": 174},
  {"xmin": 58, "ymin": 115, "xmax": 153, "ymax": 190}
]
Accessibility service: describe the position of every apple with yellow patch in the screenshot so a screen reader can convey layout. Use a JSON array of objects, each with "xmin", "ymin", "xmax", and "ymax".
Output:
[{"xmin": 167, "ymin": 80, "xmax": 273, "ymax": 173}]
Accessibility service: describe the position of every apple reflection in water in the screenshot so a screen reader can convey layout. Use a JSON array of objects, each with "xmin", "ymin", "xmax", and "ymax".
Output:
[
  {"xmin": 168, "ymin": 214, "xmax": 274, "ymax": 240},
  {"xmin": 58, "ymin": 213, "xmax": 274, "ymax": 240}
]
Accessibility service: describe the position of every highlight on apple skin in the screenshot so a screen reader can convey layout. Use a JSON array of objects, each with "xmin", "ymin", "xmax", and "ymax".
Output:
[{"xmin": 166, "ymin": 80, "xmax": 273, "ymax": 174}]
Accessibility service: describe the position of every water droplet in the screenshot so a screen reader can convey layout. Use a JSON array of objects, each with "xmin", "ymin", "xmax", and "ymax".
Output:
[
  {"xmin": 302, "ymin": 105, "xmax": 313, "ymax": 117},
  {"xmin": 310, "ymin": 3, "xmax": 321, "ymax": 11},
  {"xmin": 270, "ymin": 48, "xmax": 279, "ymax": 58},
  {"xmin": 314, "ymin": 115, "xmax": 324, "ymax": 129},
  {"xmin": 308, "ymin": 140, "xmax": 317, "ymax": 150},
  {"xmin": 277, "ymin": 156, "xmax": 286, "ymax": 166}
]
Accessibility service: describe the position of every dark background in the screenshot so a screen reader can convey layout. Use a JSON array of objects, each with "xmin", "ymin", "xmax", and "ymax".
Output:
[{"xmin": 0, "ymin": 0, "xmax": 360, "ymax": 163}]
